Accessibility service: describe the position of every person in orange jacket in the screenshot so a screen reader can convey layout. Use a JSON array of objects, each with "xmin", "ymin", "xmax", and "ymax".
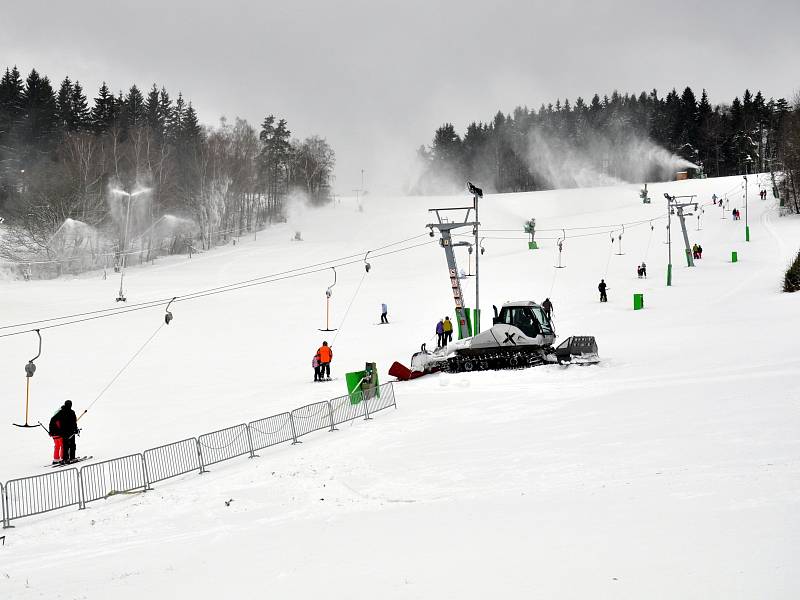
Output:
[{"xmin": 317, "ymin": 341, "xmax": 333, "ymax": 380}]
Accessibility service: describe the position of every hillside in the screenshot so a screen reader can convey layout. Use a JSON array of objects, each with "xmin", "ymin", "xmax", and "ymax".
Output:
[{"xmin": 1, "ymin": 175, "xmax": 798, "ymax": 599}]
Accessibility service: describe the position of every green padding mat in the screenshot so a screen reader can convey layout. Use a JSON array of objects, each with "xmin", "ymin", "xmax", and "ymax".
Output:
[
  {"xmin": 633, "ymin": 293, "xmax": 644, "ymax": 310},
  {"xmin": 731, "ymin": 251, "xmax": 738, "ymax": 263},
  {"xmin": 345, "ymin": 363, "xmax": 379, "ymax": 404}
]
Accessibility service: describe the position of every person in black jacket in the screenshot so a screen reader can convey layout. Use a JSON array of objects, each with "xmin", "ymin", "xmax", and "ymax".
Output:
[
  {"xmin": 598, "ymin": 279, "xmax": 608, "ymax": 302},
  {"xmin": 56, "ymin": 400, "xmax": 79, "ymax": 463},
  {"xmin": 542, "ymin": 298, "xmax": 553, "ymax": 318}
]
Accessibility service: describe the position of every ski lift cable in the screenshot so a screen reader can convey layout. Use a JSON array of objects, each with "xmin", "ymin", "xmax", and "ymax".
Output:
[
  {"xmin": 0, "ymin": 230, "xmax": 430, "ymax": 267},
  {"xmin": 331, "ymin": 268, "xmax": 369, "ymax": 345},
  {"xmin": 0, "ymin": 297, "xmax": 173, "ymax": 332},
  {"xmin": 171, "ymin": 241, "xmax": 433, "ymax": 306},
  {"xmin": 0, "ymin": 248, "xmax": 370, "ymax": 331},
  {"xmin": 0, "ymin": 242, "xmax": 432, "ymax": 339},
  {"xmin": 0, "ymin": 234, "xmax": 432, "ymax": 333},
  {"xmin": 480, "ymin": 215, "xmax": 667, "ymax": 234},
  {"xmin": 462, "ymin": 215, "xmax": 673, "ymax": 243},
  {"xmin": 548, "ymin": 263, "xmax": 558, "ymax": 296},
  {"xmin": 0, "ymin": 240, "xmax": 437, "ymax": 340},
  {"xmin": 333, "ymin": 247, "xmax": 380, "ymax": 340},
  {"xmin": 643, "ymin": 220, "xmax": 655, "ymax": 261},
  {"xmin": 78, "ymin": 320, "xmax": 167, "ymax": 421},
  {"xmin": 464, "ymin": 224, "xmax": 640, "ymax": 242},
  {"xmin": 603, "ymin": 231, "xmax": 616, "ymax": 277}
]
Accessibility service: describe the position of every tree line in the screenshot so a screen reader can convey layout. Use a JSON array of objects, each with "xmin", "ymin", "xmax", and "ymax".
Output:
[
  {"xmin": 0, "ymin": 66, "xmax": 335, "ymax": 275},
  {"xmin": 415, "ymin": 87, "xmax": 799, "ymax": 211}
]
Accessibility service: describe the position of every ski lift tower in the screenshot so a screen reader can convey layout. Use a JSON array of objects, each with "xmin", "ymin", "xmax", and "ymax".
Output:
[
  {"xmin": 427, "ymin": 204, "xmax": 479, "ymax": 339},
  {"xmin": 664, "ymin": 193, "xmax": 698, "ymax": 285},
  {"xmin": 468, "ymin": 181, "xmax": 482, "ymax": 334}
]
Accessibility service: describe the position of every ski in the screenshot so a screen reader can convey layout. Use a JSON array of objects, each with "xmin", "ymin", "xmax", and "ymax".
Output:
[{"xmin": 48, "ymin": 455, "xmax": 93, "ymax": 468}]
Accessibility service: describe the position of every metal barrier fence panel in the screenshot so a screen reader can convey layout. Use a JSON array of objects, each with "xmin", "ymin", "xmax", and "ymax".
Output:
[
  {"xmin": 80, "ymin": 454, "xmax": 148, "ymax": 504},
  {"xmin": 366, "ymin": 382, "xmax": 397, "ymax": 415},
  {"xmin": 1, "ymin": 482, "xmax": 6, "ymax": 528},
  {"xmin": 2, "ymin": 386, "xmax": 398, "ymax": 527},
  {"xmin": 143, "ymin": 438, "xmax": 201, "ymax": 483},
  {"xmin": 197, "ymin": 423, "xmax": 253, "ymax": 468},
  {"xmin": 248, "ymin": 413, "xmax": 295, "ymax": 450},
  {"xmin": 3, "ymin": 468, "xmax": 81, "ymax": 526},
  {"xmin": 330, "ymin": 392, "xmax": 367, "ymax": 425},
  {"xmin": 291, "ymin": 401, "xmax": 334, "ymax": 438}
]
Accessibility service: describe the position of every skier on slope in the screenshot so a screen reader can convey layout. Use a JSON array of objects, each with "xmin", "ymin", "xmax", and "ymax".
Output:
[
  {"xmin": 598, "ymin": 279, "xmax": 608, "ymax": 302},
  {"xmin": 443, "ymin": 316, "xmax": 453, "ymax": 344},
  {"xmin": 55, "ymin": 400, "xmax": 79, "ymax": 464},
  {"xmin": 312, "ymin": 353, "xmax": 321, "ymax": 382},
  {"xmin": 380, "ymin": 303, "xmax": 388, "ymax": 324},
  {"xmin": 435, "ymin": 319, "xmax": 445, "ymax": 348},
  {"xmin": 542, "ymin": 298, "xmax": 553, "ymax": 318},
  {"xmin": 48, "ymin": 405, "xmax": 64, "ymax": 465},
  {"xmin": 317, "ymin": 342, "xmax": 333, "ymax": 380}
]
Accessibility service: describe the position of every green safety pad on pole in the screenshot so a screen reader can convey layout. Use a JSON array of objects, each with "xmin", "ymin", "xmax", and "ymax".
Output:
[
  {"xmin": 473, "ymin": 308, "xmax": 480, "ymax": 334},
  {"xmin": 731, "ymin": 251, "xmax": 738, "ymax": 263},
  {"xmin": 528, "ymin": 241, "xmax": 538, "ymax": 250},
  {"xmin": 666, "ymin": 263, "xmax": 672, "ymax": 286},
  {"xmin": 745, "ymin": 226, "xmax": 750, "ymax": 242},
  {"xmin": 463, "ymin": 308, "xmax": 473, "ymax": 337},
  {"xmin": 345, "ymin": 363, "xmax": 380, "ymax": 404},
  {"xmin": 633, "ymin": 293, "xmax": 644, "ymax": 310},
  {"xmin": 345, "ymin": 371, "xmax": 365, "ymax": 403},
  {"xmin": 455, "ymin": 308, "xmax": 469, "ymax": 340}
]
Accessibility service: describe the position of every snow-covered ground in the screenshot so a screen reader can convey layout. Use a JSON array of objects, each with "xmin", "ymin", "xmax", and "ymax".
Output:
[{"xmin": 1, "ymin": 176, "xmax": 799, "ymax": 599}]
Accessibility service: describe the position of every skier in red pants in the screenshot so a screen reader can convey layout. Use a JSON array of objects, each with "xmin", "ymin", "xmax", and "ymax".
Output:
[{"xmin": 48, "ymin": 407, "xmax": 63, "ymax": 465}]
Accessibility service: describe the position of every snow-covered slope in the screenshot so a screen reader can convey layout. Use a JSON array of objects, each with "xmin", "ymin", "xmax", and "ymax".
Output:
[{"xmin": 1, "ymin": 176, "xmax": 798, "ymax": 599}]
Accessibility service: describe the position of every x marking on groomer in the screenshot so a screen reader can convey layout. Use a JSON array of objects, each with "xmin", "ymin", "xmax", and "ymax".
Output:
[{"xmin": 503, "ymin": 332, "xmax": 517, "ymax": 345}]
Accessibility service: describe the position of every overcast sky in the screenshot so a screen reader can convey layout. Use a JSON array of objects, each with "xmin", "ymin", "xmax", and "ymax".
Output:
[{"xmin": 2, "ymin": 0, "xmax": 798, "ymax": 193}]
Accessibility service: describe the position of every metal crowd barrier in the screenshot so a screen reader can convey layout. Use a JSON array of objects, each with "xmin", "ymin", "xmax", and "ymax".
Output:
[
  {"xmin": 291, "ymin": 401, "xmax": 335, "ymax": 438},
  {"xmin": 330, "ymin": 392, "xmax": 368, "ymax": 425},
  {"xmin": 366, "ymin": 382, "xmax": 397, "ymax": 415},
  {"xmin": 80, "ymin": 454, "xmax": 149, "ymax": 504},
  {"xmin": 248, "ymin": 412, "xmax": 296, "ymax": 450},
  {"xmin": 2, "ymin": 382, "xmax": 397, "ymax": 528},
  {"xmin": 197, "ymin": 423, "xmax": 254, "ymax": 471},
  {"xmin": 2, "ymin": 468, "xmax": 82, "ymax": 527},
  {"xmin": 143, "ymin": 438, "xmax": 202, "ymax": 483}
]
